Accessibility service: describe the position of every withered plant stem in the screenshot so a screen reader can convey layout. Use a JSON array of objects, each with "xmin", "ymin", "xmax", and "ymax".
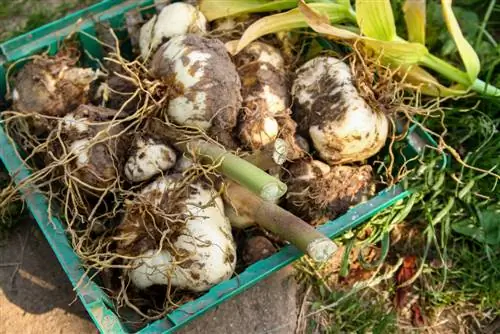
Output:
[{"xmin": 226, "ymin": 182, "xmax": 337, "ymax": 262}]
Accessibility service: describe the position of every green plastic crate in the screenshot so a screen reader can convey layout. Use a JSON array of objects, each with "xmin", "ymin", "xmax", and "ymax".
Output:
[{"xmin": 0, "ymin": 1, "xmax": 445, "ymax": 332}]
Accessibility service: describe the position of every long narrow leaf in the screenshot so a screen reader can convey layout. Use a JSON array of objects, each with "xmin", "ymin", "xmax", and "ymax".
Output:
[
  {"xmin": 403, "ymin": 0, "xmax": 426, "ymax": 44},
  {"xmin": 398, "ymin": 65, "xmax": 466, "ymax": 96},
  {"xmin": 355, "ymin": 0, "xmax": 396, "ymax": 41},
  {"xmin": 199, "ymin": 0, "xmax": 297, "ymax": 21},
  {"xmin": 441, "ymin": 0, "xmax": 480, "ymax": 82},
  {"xmin": 230, "ymin": 3, "xmax": 352, "ymax": 54}
]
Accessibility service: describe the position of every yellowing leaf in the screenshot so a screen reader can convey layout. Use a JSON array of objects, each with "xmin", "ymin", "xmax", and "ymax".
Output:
[
  {"xmin": 403, "ymin": 0, "xmax": 426, "ymax": 44},
  {"xmin": 299, "ymin": 1, "xmax": 427, "ymax": 65},
  {"xmin": 364, "ymin": 40, "xmax": 428, "ymax": 64},
  {"xmin": 398, "ymin": 65, "xmax": 467, "ymax": 96},
  {"xmin": 441, "ymin": 0, "xmax": 480, "ymax": 81},
  {"xmin": 233, "ymin": 2, "xmax": 352, "ymax": 54},
  {"xmin": 355, "ymin": 0, "xmax": 396, "ymax": 41},
  {"xmin": 199, "ymin": 0, "xmax": 297, "ymax": 21}
]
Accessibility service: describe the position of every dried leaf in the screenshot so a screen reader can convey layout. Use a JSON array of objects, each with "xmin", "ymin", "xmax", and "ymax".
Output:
[
  {"xmin": 394, "ymin": 255, "xmax": 417, "ymax": 310},
  {"xmin": 411, "ymin": 304, "xmax": 426, "ymax": 327}
]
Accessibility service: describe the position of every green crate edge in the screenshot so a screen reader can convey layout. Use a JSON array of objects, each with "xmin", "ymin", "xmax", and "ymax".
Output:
[{"xmin": 0, "ymin": 0, "xmax": 447, "ymax": 332}]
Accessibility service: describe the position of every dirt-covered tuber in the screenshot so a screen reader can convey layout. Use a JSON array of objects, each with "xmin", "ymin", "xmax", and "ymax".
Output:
[
  {"xmin": 151, "ymin": 34, "xmax": 241, "ymax": 136},
  {"xmin": 292, "ymin": 56, "xmax": 389, "ymax": 164},
  {"xmin": 126, "ymin": 175, "xmax": 236, "ymax": 291},
  {"xmin": 139, "ymin": 2, "xmax": 207, "ymax": 60},
  {"xmin": 54, "ymin": 105, "xmax": 127, "ymax": 193},
  {"xmin": 235, "ymin": 42, "xmax": 289, "ymax": 150},
  {"xmin": 12, "ymin": 56, "xmax": 96, "ymax": 134},
  {"xmin": 124, "ymin": 136, "xmax": 177, "ymax": 183},
  {"xmin": 284, "ymin": 159, "xmax": 375, "ymax": 223}
]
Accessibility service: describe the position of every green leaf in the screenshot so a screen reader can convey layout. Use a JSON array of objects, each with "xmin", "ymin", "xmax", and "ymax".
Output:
[
  {"xmin": 479, "ymin": 208, "xmax": 500, "ymax": 245},
  {"xmin": 452, "ymin": 220, "xmax": 484, "ymax": 242},
  {"xmin": 199, "ymin": 0, "xmax": 297, "ymax": 21},
  {"xmin": 403, "ymin": 0, "xmax": 426, "ymax": 44},
  {"xmin": 355, "ymin": 0, "xmax": 396, "ymax": 41},
  {"xmin": 440, "ymin": 0, "xmax": 480, "ymax": 82},
  {"xmin": 452, "ymin": 207, "xmax": 500, "ymax": 245}
]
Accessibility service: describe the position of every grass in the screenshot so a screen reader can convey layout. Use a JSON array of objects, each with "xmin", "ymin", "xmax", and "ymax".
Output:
[{"xmin": 0, "ymin": 0, "xmax": 97, "ymax": 42}]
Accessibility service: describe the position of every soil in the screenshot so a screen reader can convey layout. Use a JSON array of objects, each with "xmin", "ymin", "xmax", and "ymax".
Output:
[{"xmin": 0, "ymin": 219, "xmax": 96, "ymax": 334}]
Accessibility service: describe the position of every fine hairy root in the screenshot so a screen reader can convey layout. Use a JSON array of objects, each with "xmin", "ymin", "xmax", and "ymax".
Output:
[{"xmin": 0, "ymin": 33, "xmax": 233, "ymax": 322}]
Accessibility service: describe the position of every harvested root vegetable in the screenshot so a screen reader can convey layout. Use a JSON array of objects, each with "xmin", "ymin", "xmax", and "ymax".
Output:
[
  {"xmin": 235, "ymin": 41, "xmax": 285, "ymax": 72},
  {"xmin": 238, "ymin": 114, "xmax": 279, "ymax": 150},
  {"xmin": 53, "ymin": 105, "xmax": 127, "ymax": 192},
  {"xmin": 139, "ymin": 2, "xmax": 207, "ymax": 60},
  {"xmin": 124, "ymin": 136, "xmax": 177, "ymax": 183},
  {"xmin": 151, "ymin": 34, "xmax": 241, "ymax": 136},
  {"xmin": 235, "ymin": 42, "xmax": 289, "ymax": 150},
  {"xmin": 284, "ymin": 159, "xmax": 375, "ymax": 223},
  {"xmin": 124, "ymin": 175, "xmax": 236, "ymax": 291},
  {"xmin": 292, "ymin": 56, "xmax": 389, "ymax": 164},
  {"xmin": 12, "ymin": 56, "xmax": 96, "ymax": 132}
]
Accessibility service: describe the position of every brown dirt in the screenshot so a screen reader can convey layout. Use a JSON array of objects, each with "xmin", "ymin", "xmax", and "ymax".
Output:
[
  {"xmin": 284, "ymin": 161, "xmax": 374, "ymax": 223},
  {"xmin": 0, "ymin": 219, "xmax": 96, "ymax": 334}
]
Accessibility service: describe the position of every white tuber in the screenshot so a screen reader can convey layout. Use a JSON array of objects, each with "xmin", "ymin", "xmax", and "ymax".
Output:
[
  {"xmin": 124, "ymin": 136, "xmax": 177, "ymax": 183},
  {"xmin": 235, "ymin": 42, "xmax": 289, "ymax": 150},
  {"xmin": 139, "ymin": 2, "xmax": 207, "ymax": 59},
  {"xmin": 292, "ymin": 56, "xmax": 389, "ymax": 165},
  {"xmin": 129, "ymin": 176, "xmax": 236, "ymax": 291},
  {"xmin": 151, "ymin": 34, "xmax": 241, "ymax": 133}
]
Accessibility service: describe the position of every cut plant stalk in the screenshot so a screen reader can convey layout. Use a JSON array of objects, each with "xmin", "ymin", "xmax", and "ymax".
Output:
[
  {"xmin": 147, "ymin": 120, "xmax": 287, "ymax": 200},
  {"xmin": 176, "ymin": 138, "xmax": 287, "ymax": 201},
  {"xmin": 225, "ymin": 181, "xmax": 338, "ymax": 262}
]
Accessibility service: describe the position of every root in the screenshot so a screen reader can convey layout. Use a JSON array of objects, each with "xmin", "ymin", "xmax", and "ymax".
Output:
[{"xmin": 0, "ymin": 31, "xmax": 234, "ymax": 324}]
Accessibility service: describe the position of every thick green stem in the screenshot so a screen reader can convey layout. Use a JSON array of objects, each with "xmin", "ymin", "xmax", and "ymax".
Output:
[
  {"xmin": 420, "ymin": 54, "xmax": 470, "ymax": 86},
  {"xmin": 226, "ymin": 182, "xmax": 338, "ymax": 262},
  {"xmin": 470, "ymin": 78, "xmax": 500, "ymax": 96},
  {"xmin": 421, "ymin": 54, "xmax": 500, "ymax": 96},
  {"xmin": 148, "ymin": 120, "xmax": 287, "ymax": 201},
  {"xmin": 180, "ymin": 139, "xmax": 287, "ymax": 201}
]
